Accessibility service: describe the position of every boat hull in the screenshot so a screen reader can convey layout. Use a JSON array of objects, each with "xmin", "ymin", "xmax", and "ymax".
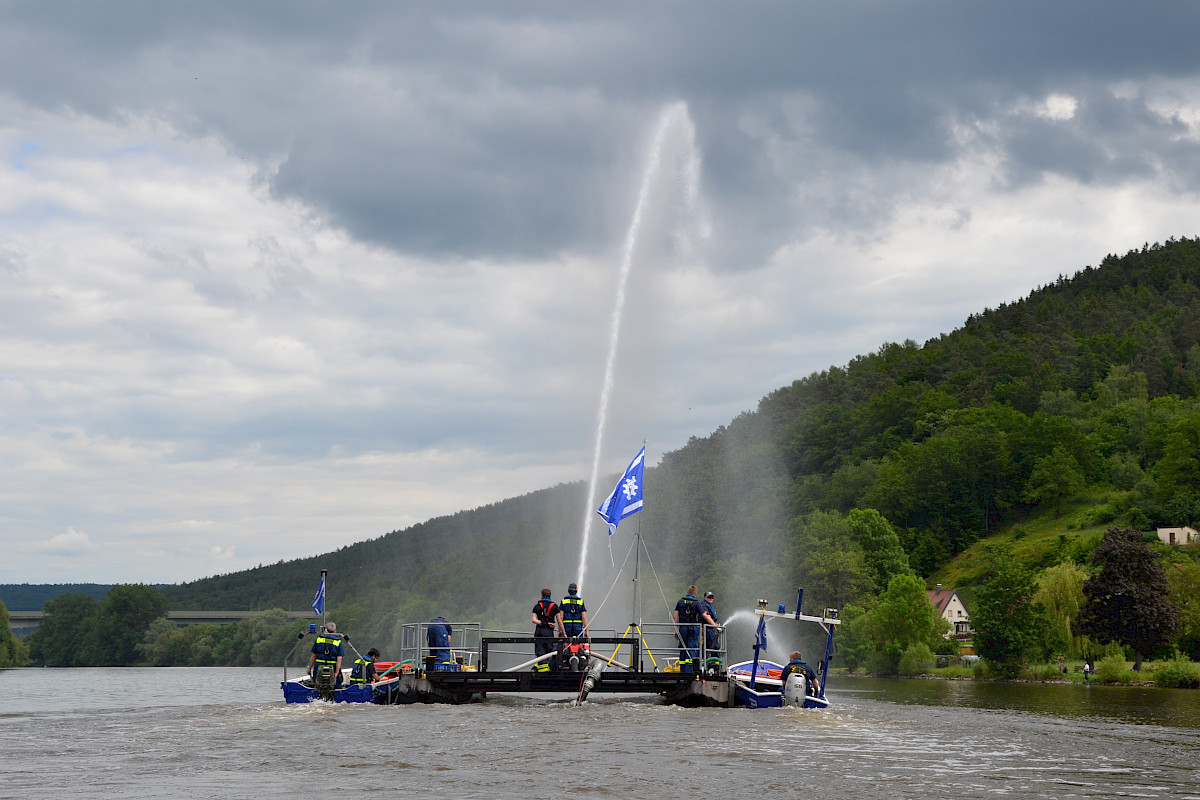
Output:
[
  {"xmin": 727, "ymin": 660, "xmax": 830, "ymax": 709},
  {"xmin": 281, "ymin": 675, "xmax": 400, "ymax": 704}
]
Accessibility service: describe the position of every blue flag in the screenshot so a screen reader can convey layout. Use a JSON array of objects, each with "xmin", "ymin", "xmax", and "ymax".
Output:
[
  {"xmin": 596, "ymin": 446, "xmax": 645, "ymax": 536},
  {"xmin": 754, "ymin": 615, "xmax": 768, "ymax": 650},
  {"xmin": 311, "ymin": 575, "xmax": 325, "ymax": 616}
]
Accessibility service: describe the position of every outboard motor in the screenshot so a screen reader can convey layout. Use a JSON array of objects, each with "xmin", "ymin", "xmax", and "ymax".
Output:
[
  {"xmin": 314, "ymin": 663, "xmax": 338, "ymax": 702},
  {"xmin": 782, "ymin": 672, "xmax": 807, "ymax": 707}
]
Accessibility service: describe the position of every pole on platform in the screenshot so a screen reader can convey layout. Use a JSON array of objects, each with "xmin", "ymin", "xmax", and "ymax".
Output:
[{"xmin": 321, "ymin": 569, "xmax": 328, "ymax": 633}]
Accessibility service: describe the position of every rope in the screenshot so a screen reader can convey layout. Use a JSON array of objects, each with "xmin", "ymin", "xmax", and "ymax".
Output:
[
  {"xmin": 586, "ymin": 533, "xmax": 638, "ymax": 622},
  {"xmin": 637, "ymin": 539, "xmax": 677, "ymax": 619},
  {"xmin": 638, "ymin": 541, "xmax": 692, "ymax": 653}
]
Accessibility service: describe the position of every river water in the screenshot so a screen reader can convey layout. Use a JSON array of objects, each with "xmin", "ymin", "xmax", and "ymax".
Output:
[{"xmin": 2, "ymin": 668, "xmax": 1199, "ymax": 799}]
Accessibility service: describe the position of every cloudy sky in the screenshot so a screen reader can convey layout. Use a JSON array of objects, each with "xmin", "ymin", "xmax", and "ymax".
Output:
[{"xmin": 4, "ymin": 2, "xmax": 1200, "ymax": 585}]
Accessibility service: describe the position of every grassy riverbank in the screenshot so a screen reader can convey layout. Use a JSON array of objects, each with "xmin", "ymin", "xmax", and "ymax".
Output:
[{"xmin": 851, "ymin": 653, "xmax": 1200, "ymax": 688}]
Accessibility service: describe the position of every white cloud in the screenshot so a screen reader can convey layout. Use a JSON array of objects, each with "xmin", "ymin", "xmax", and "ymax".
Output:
[
  {"xmin": 1036, "ymin": 93, "xmax": 1079, "ymax": 121},
  {"xmin": 35, "ymin": 527, "xmax": 98, "ymax": 555},
  {"xmin": 2, "ymin": 4, "xmax": 1200, "ymax": 585}
]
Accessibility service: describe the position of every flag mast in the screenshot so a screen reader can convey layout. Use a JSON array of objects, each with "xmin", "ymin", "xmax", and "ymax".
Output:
[{"xmin": 632, "ymin": 439, "xmax": 645, "ymax": 641}]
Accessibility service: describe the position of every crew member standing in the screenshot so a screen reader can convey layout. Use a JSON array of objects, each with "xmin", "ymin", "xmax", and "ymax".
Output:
[
  {"xmin": 428, "ymin": 616, "xmax": 454, "ymax": 670},
  {"xmin": 307, "ymin": 621, "xmax": 345, "ymax": 687},
  {"xmin": 558, "ymin": 583, "xmax": 589, "ymax": 640},
  {"xmin": 531, "ymin": 589, "xmax": 561, "ymax": 671},
  {"xmin": 698, "ymin": 590, "xmax": 721, "ymax": 655},
  {"xmin": 673, "ymin": 585, "xmax": 702, "ymax": 672}
]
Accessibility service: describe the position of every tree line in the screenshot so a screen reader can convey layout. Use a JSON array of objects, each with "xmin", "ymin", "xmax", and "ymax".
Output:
[
  {"xmin": 9, "ymin": 238, "xmax": 1200, "ymax": 670},
  {"xmin": 13, "ymin": 584, "xmax": 309, "ymax": 668}
]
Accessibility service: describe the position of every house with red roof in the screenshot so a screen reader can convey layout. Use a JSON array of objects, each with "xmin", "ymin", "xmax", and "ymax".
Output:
[{"xmin": 927, "ymin": 584, "xmax": 972, "ymax": 639}]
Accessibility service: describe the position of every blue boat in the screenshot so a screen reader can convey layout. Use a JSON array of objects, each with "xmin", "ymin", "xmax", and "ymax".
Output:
[
  {"xmin": 726, "ymin": 592, "xmax": 839, "ymax": 709},
  {"xmin": 281, "ymin": 669, "xmax": 402, "ymax": 704}
]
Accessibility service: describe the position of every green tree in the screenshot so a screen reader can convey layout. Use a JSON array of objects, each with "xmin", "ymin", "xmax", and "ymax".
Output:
[
  {"xmin": 1024, "ymin": 446, "xmax": 1085, "ymax": 517},
  {"xmin": 1167, "ymin": 561, "xmax": 1200, "ymax": 659},
  {"xmin": 1033, "ymin": 561, "xmax": 1087, "ymax": 658},
  {"xmin": 846, "ymin": 508, "xmax": 912, "ymax": 592},
  {"xmin": 92, "ymin": 584, "xmax": 170, "ymax": 666},
  {"xmin": 1153, "ymin": 416, "xmax": 1200, "ymax": 525},
  {"xmin": 788, "ymin": 511, "xmax": 873, "ymax": 610},
  {"xmin": 972, "ymin": 548, "xmax": 1048, "ymax": 677},
  {"xmin": 26, "ymin": 593, "xmax": 100, "ymax": 666},
  {"xmin": 0, "ymin": 600, "xmax": 30, "ymax": 667},
  {"xmin": 834, "ymin": 604, "xmax": 874, "ymax": 672},
  {"xmin": 1073, "ymin": 527, "xmax": 1178, "ymax": 670},
  {"xmin": 867, "ymin": 574, "xmax": 947, "ymax": 675}
]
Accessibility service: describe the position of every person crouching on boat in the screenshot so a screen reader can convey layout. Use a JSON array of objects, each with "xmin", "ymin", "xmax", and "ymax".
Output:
[
  {"xmin": 780, "ymin": 650, "xmax": 818, "ymax": 696},
  {"xmin": 308, "ymin": 622, "xmax": 345, "ymax": 688},
  {"xmin": 673, "ymin": 586, "xmax": 705, "ymax": 673},
  {"xmin": 428, "ymin": 616, "xmax": 456, "ymax": 670},
  {"xmin": 531, "ymin": 589, "xmax": 562, "ymax": 672},
  {"xmin": 350, "ymin": 648, "xmax": 380, "ymax": 684}
]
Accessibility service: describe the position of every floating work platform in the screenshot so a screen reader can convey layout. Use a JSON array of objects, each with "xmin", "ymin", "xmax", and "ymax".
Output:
[
  {"xmin": 379, "ymin": 633, "xmax": 733, "ymax": 706},
  {"xmin": 284, "ymin": 597, "xmax": 840, "ymax": 709}
]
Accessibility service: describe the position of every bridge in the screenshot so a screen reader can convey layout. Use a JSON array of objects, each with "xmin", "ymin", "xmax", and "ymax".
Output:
[{"xmin": 7, "ymin": 610, "xmax": 314, "ymax": 631}]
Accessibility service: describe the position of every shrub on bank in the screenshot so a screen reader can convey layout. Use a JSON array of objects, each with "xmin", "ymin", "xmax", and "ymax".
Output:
[
  {"xmin": 899, "ymin": 643, "xmax": 934, "ymax": 677},
  {"xmin": 1029, "ymin": 663, "xmax": 1065, "ymax": 680},
  {"xmin": 1093, "ymin": 654, "xmax": 1136, "ymax": 684},
  {"xmin": 1151, "ymin": 654, "xmax": 1200, "ymax": 688}
]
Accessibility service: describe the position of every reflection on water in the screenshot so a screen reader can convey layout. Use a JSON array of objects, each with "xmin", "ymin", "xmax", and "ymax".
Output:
[
  {"xmin": 2, "ymin": 668, "xmax": 1199, "ymax": 799},
  {"xmin": 837, "ymin": 675, "xmax": 1200, "ymax": 729}
]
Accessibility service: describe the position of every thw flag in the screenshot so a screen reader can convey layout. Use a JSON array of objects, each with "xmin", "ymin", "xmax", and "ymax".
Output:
[
  {"xmin": 311, "ymin": 575, "xmax": 325, "ymax": 616},
  {"xmin": 596, "ymin": 446, "xmax": 645, "ymax": 536},
  {"xmin": 754, "ymin": 615, "xmax": 768, "ymax": 651}
]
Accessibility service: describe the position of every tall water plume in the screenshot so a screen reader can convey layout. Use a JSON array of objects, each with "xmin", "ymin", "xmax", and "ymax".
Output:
[{"xmin": 576, "ymin": 102, "xmax": 706, "ymax": 591}]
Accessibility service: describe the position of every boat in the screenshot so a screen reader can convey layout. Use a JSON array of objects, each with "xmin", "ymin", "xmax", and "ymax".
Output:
[
  {"xmin": 281, "ymin": 660, "xmax": 409, "ymax": 704},
  {"xmin": 725, "ymin": 592, "xmax": 840, "ymax": 710}
]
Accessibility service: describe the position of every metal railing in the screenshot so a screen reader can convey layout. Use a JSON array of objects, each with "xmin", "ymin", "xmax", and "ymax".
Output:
[
  {"xmin": 400, "ymin": 621, "xmax": 484, "ymax": 673},
  {"xmin": 398, "ymin": 620, "xmax": 729, "ymax": 675}
]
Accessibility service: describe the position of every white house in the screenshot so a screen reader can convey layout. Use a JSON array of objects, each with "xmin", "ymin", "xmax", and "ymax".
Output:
[
  {"xmin": 927, "ymin": 584, "xmax": 972, "ymax": 638},
  {"xmin": 1156, "ymin": 526, "xmax": 1200, "ymax": 546}
]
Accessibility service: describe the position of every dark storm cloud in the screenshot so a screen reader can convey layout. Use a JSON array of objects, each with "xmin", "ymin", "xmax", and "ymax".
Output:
[{"xmin": 5, "ymin": 1, "xmax": 1200, "ymax": 265}]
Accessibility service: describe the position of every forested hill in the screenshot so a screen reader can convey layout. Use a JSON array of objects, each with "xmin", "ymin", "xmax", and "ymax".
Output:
[{"xmin": 154, "ymin": 237, "xmax": 1200, "ymax": 655}]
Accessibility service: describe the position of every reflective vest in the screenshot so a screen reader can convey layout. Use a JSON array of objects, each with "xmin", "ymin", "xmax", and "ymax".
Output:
[
  {"xmin": 312, "ymin": 634, "xmax": 342, "ymax": 666},
  {"xmin": 561, "ymin": 595, "xmax": 585, "ymax": 633},
  {"xmin": 350, "ymin": 656, "xmax": 375, "ymax": 684},
  {"xmin": 676, "ymin": 595, "xmax": 699, "ymax": 624}
]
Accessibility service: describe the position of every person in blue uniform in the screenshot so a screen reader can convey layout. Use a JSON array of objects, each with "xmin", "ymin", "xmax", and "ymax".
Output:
[
  {"xmin": 557, "ymin": 583, "xmax": 589, "ymax": 640},
  {"xmin": 673, "ymin": 586, "xmax": 702, "ymax": 672},
  {"xmin": 531, "ymin": 589, "xmax": 562, "ymax": 671},
  {"xmin": 427, "ymin": 616, "xmax": 455, "ymax": 670},
  {"xmin": 350, "ymin": 648, "xmax": 380, "ymax": 684},
  {"xmin": 698, "ymin": 590, "xmax": 721, "ymax": 655},
  {"xmin": 307, "ymin": 621, "xmax": 345, "ymax": 687},
  {"xmin": 779, "ymin": 650, "xmax": 818, "ymax": 695}
]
